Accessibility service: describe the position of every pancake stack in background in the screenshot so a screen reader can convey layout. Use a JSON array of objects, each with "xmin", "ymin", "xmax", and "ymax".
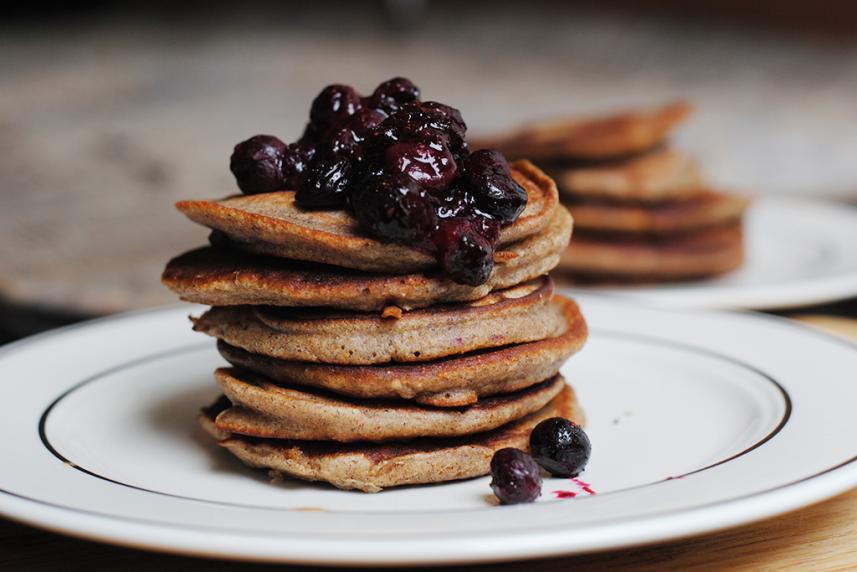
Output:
[
  {"xmin": 162, "ymin": 160, "xmax": 588, "ymax": 493},
  {"xmin": 475, "ymin": 102, "xmax": 750, "ymax": 283}
]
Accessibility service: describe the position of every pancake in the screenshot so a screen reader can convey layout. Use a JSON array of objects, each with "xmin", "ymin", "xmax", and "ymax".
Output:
[
  {"xmin": 191, "ymin": 286, "xmax": 570, "ymax": 365},
  {"xmin": 552, "ymin": 149, "xmax": 703, "ymax": 202},
  {"xmin": 567, "ymin": 191, "xmax": 749, "ymax": 236},
  {"xmin": 199, "ymin": 384, "xmax": 583, "ymax": 492},
  {"xmin": 216, "ymin": 296, "xmax": 586, "ymax": 407},
  {"xmin": 174, "ymin": 161, "xmax": 557, "ymax": 274},
  {"xmin": 472, "ymin": 101, "xmax": 691, "ymax": 161},
  {"xmin": 162, "ymin": 205, "xmax": 573, "ymax": 311},
  {"xmin": 214, "ymin": 368, "xmax": 565, "ymax": 442},
  {"xmin": 560, "ymin": 223, "xmax": 744, "ymax": 280}
]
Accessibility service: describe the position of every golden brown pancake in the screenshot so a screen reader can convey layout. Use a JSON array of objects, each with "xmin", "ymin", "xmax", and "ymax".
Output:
[
  {"xmin": 174, "ymin": 161, "xmax": 557, "ymax": 274},
  {"xmin": 552, "ymin": 148, "xmax": 703, "ymax": 202},
  {"xmin": 214, "ymin": 368, "xmax": 565, "ymax": 442},
  {"xmin": 216, "ymin": 296, "xmax": 587, "ymax": 407},
  {"xmin": 560, "ymin": 223, "xmax": 744, "ymax": 280},
  {"xmin": 566, "ymin": 191, "xmax": 749, "ymax": 236},
  {"xmin": 472, "ymin": 101, "xmax": 691, "ymax": 161},
  {"xmin": 191, "ymin": 286, "xmax": 570, "ymax": 365},
  {"xmin": 162, "ymin": 206, "xmax": 572, "ymax": 311},
  {"xmin": 199, "ymin": 384, "xmax": 582, "ymax": 492}
]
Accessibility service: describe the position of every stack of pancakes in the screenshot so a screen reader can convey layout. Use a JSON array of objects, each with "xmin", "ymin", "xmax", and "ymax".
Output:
[
  {"xmin": 476, "ymin": 102, "xmax": 749, "ymax": 283},
  {"xmin": 162, "ymin": 160, "xmax": 589, "ymax": 493}
]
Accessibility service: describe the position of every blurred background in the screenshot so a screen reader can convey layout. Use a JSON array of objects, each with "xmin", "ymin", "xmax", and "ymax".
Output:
[{"xmin": 3, "ymin": 0, "xmax": 857, "ymax": 338}]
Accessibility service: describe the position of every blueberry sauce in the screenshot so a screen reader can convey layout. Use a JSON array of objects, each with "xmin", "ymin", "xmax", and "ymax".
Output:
[{"xmin": 228, "ymin": 78, "xmax": 527, "ymax": 286}]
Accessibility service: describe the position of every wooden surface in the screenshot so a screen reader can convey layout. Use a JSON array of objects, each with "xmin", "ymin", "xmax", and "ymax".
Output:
[{"xmin": 1, "ymin": 312, "xmax": 856, "ymax": 570}]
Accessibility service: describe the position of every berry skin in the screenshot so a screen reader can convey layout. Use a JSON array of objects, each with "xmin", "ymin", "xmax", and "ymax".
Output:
[
  {"xmin": 281, "ymin": 142, "xmax": 316, "ymax": 190},
  {"xmin": 419, "ymin": 101, "xmax": 467, "ymax": 157},
  {"xmin": 229, "ymin": 135, "xmax": 288, "ymax": 194},
  {"xmin": 384, "ymin": 141, "xmax": 457, "ymax": 189},
  {"xmin": 351, "ymin": 174, "xmax": 437, "ymax": 244},
  {"xmin": 309, "ymin": 84, "xmax": 362, "ymax": 133},
  {"xmin": 529, "ymin": 417, "xmax": 592, "ymax": 478},
  {"xmin": 461, "ymin": 149, "xmax": 528, "ymax": 224},
  {"xmin": 370, "ymin": 77, "xmax": 420, "ymax": 114},
  {"xmin": 433, "ymin": 218, "xmax": 495, "ymax": 286},
  {"xmin": 490, "ymin": 448, "xmax": 542, "ymax": 505},
  {"xmin": 295, "ymin": 153, "xmax": 353, "ymax": 208}
]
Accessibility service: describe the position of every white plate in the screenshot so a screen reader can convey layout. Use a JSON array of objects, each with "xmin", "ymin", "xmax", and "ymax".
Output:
[
  {"xmin": 1, "ymin": 299, "xmax": 856, "ymax": 566},
  {"xmin": 568, "ymin": 196, "xmax": 857, "ymax": 310}
]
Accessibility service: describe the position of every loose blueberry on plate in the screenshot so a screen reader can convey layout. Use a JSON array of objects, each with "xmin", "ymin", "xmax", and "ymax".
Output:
[
  {"xmin": 490, "ymin": 448, "xmax": 542, "ymax": 505},
  {"xmin": 529, "ymin": 417, "xmax": 592, "ymax": 477}
]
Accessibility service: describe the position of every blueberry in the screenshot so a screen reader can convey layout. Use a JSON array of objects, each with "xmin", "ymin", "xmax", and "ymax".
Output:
[
  {"xmin": 461, "ymin": 149, "xmax": 528, "ymax": 224},
  {"xmin": 420, "ymin": 101, "xmax": 467, "ymax": 156},
  {"xmin": 490, "ymin": 448, "xmax": 542, "ymax": 505},
  {"xmin": 348, "ymin": 107, "xmax": 387, "ymax": 137},
  {"xmin": 351, "ymin": 174, "xmax": 437, "ymax": 244},
  {"xmin": 295, "ymin": 152, "xmax": 353, "ymax": 208},
  {"xmin": 384, "ymin": 141, "xmax": 457, "ymax": 189},
  {"xmin": 229, "ymin": 135, "xmax": 288, "ymax": 194},
  {"xmin": 370, "ymin": 77, "xmax": 420, "ymax": 114},
  {"xmin": 434, "ymin": 218, "xmax": 495, "ymax": 286},
  {"xmin": 529, "ymin": 417, "xmax": 591, "ymax": 477},
  {"xmin": 281, "ymin": 142, "xmax": 316, "ymax": 190},
  {"xmin": 374, "ymin": 108, "xmax": 452, "ymax": 149},
  {"xmin": 309, "ymin": 84, "xmax": 362, "ymax": 133}
]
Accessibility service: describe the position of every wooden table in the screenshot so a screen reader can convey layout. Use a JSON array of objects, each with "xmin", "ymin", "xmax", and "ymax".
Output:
[{"xmin": 1, "ymin": 309, "xmax": 856, "ymax": 570}]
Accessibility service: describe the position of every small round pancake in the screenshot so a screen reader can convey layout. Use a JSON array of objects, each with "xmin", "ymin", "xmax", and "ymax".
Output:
[
  {"xmin": 567, "ymin": 191, "xmax": 749, "ymax": 235},
  {"xmin": 214, "ymin": 369, "xmax": 565, "ymax": 442},
  {"xmin": 192, "ymin": 281, "xmax": 569, "ymax": 365},
  {"xmin": 162, "ymin": 206, "xmax": 572, "ymax": 311},
  {"xmin": 560, "ymin": 223, "xmax": 745, "ymax": 281},
  {"xmin": 173, "ymin": 161, "xmax": 557, "ymax": 274},
  {"xmin": 217, "ymin": 295, "xmax": 587, "ymax": 407},
  {"xmin": 552, "ymin": 149, "xmax": 703, "ymax": 202},
  {"xmin": 472, "ymin": 101, "xmax": 691, "ymax": 161},
  {"xmin": 199, "ymin": 384, "xmax": 583, "ymax": 492}
]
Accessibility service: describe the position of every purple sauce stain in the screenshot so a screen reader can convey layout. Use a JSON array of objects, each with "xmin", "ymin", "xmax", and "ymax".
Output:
[{"xmin": 553, "ymin": 490, "xmax": 577, "ymax": 499}]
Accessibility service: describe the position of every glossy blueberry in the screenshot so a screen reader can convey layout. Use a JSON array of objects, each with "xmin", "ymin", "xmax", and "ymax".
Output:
[
  {"xmin": 434, "ymin": 218, "xmax": 495, "ymax": 286},
  {"xmin": 281, "ymin": 142, "xmax": 316, "ymax": 190},
  {"xmin": 461, "ymin": 149, "xmax": 527, "ymax": 224},
  {"xmin": 309, "ymin": 84, "xmax": 362, "ymax": 134},
  {"xmin": 295, "ymin": 152, "xmax": 353, "ymax": 208},
  {"xmin": 369, "ymin": 77, "xmax": 420, "ymax": 114},
  {"xmin": 351, "ymin": 174, "xmax": 437, "ymax": 244},
  {"xmin": 490, "ymin": 448, "xmax": 542, "ymax": 505},
  {"xmin": 229, "ymin": 134, "xmax": 288, "ymax": 194},
  {"xmin": 383, "ymin": 141, "xmax": 457, "ymax": 189},
  {"xmin": 529, "ymin": 417, "xmax": 591, "ymax": 477}
]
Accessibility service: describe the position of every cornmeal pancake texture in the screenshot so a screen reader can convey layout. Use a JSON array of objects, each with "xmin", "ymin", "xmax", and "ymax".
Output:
[
  {"xmin": 174, "ymin": 160, "xmax": 558, "ymax": 274},
  {"xmin": 562, "ymin": 224, "xmax": 745, "ymax": 280},
  {"xmin": 162, "ymin": 206, "xmax": 572, "ymax": 311},
  {"xmin": 199, "ymin": 384, "xmax": 583, "ymax": 493},
  {"xmin": 473, "ymin": 101, "xmax": 691, "ymax": 161},
  {"xmin": 192, "ymin": 283, "xmax": 569, "ymax": 365},
  {"xmin": 551, "ymin": 149, "xmax": 702, "ymax": 203},
  {"xmin": 487, "ymin": 100, "xmax": 749, "ymax": 283},
  {"xmin": 213, "ymin": 368, "xmax": 566, "ymax": 442},
  {"xmin": 216, "ymin": 296, "xmax": 587, "ymax": 407},
  {"xmin": 567, "ymin": 191, "xmax": 749, "ymax": 235}
]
